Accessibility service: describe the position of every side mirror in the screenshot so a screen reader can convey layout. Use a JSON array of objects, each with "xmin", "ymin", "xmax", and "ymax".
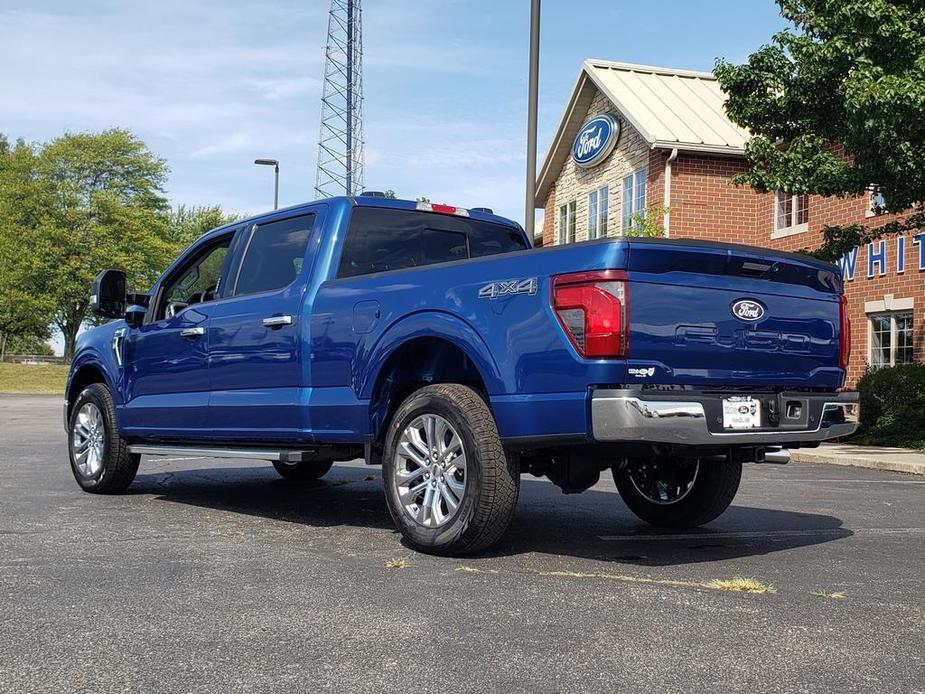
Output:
[{"xmin": 90, "ymin": 269, "xmax": 127, "ymax": 319}]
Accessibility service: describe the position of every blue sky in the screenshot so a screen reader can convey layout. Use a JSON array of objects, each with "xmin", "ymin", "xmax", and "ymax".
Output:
[{"xmin": 1, "ymin": 0, "xmax": 787, "ymax": 227}]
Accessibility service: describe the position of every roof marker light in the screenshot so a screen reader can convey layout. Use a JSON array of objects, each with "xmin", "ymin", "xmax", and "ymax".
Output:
[{"xmin": 417, "ymin": 201, "xmax": 470, "ymax": 217}]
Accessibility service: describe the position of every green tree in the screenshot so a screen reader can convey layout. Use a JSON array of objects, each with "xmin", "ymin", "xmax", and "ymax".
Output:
[
  {"xmin": 0, "ymin": 333, "xmax": 54, "ymax": 358},
  {"xmin": 167, "ymin": 204, "xmax": 240, "ymax": 248},
  {"xmin": 23, "ymin": 129, "xmax": 175, "ymax": 359},
  {"xmin": 0, "ymin": 135, "xmax": 55, "ymax": 348},
  {"xmin": 715, "ymin": 0, "xmax": 925, "ymax": 259},
  {"xmin": 625, "ymin": 207, "xmax": 668, "ymax": 238}
]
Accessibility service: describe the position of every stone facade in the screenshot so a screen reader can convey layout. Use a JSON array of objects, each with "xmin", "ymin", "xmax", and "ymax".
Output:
[
  {"xmin": 539, "ymin": 82, "xmax": 924, "ymax": 387},
  {"xmin": 548, "ymin": 91, "xmax": 650, "ymax": 245}
]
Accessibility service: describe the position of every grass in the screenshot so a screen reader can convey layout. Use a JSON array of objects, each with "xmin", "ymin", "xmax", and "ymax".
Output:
[
  {"xmin": 0, "ymin": 363, "xmax": 68, "ymax": 394},
  {"xmin": 705, "ymin": 577, "xmax": 777, "ymax": 594},
  {"xmin": 811, "ymin": 590, "xmax": 847, "ymax": 600},
  {"xmin": 536, "ymin": 570, "xmax": 776, "ymax": 595},
  {"xmin": 385, "ymin": 559, "xmax": 408, "ymax": 569}
]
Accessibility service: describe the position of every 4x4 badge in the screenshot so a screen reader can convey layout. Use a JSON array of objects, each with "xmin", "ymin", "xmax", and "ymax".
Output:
[{"xmin": 478, "ymin": 278, "xmax": 537, "ymax": 300}]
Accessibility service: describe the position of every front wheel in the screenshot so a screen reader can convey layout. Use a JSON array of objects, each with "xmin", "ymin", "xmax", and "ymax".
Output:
[
  {"xmin": 613, "ymin": 458, "xmax": 741, "ymax": 528},
  {"xmin": 68, "ymin": 383, "xmax": 140, "ymax": 494},
  {"xmin": 382, "ymin": 384, "xmax": 519, "ymax": 556}
]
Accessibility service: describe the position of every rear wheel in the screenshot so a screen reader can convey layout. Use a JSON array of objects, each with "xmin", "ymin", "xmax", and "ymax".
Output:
[
  {"xmin": 68, "ymin": 383, "xmax": 140, "ymax": 494},
  {"xmin": 272, "ymin": 459, "xmax": 334, "ymax": 481},
  {"xmin": 382, "ymin": 384, "xmax": 519, "ymax": 556},
  {"xmin": 613, "ymin": 458, "xmax": 741, "ymax": 528}
]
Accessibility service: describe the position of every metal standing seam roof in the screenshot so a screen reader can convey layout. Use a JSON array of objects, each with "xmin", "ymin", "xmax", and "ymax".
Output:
[{"xmin": 536, "ymin": 59, "xmax": 752, "ymax": 205}]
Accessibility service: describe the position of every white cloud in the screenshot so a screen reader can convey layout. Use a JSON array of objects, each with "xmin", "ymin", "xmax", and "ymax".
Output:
[{"xmin": 0, "ymin": 0, "xmax": 531, "ymax": 223}]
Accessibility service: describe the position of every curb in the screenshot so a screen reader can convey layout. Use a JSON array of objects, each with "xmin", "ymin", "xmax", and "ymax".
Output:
[{"xmin": 789, "ymin": 449, "xmax": 925, "ymax": 476}]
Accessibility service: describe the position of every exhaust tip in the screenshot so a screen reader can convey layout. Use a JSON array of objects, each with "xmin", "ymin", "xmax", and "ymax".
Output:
[{"xmin": 764, "ymin": 447, "xmax": 791, "ymax": 464}]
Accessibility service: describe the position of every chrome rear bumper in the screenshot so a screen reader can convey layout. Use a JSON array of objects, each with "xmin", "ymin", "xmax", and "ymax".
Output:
[{"xmin": 591, "ymin": 389, "xmax": 858, "ymax": 446}]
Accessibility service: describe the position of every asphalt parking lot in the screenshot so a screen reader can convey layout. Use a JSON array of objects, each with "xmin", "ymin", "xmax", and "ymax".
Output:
[{"xmin": 1, "ymin": 395, "xmax": 923, "ymax": 693}]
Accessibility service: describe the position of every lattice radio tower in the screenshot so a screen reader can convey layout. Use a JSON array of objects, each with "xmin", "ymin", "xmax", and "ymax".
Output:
[{"xmin": 314, "ymin": 0, "xmax": 364, "ymax": 197}]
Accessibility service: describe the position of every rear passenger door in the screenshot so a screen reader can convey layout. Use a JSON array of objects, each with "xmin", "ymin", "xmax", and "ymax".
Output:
[{"xmin": 207, "ymin": 212, "xmax": 320, "ymax": 439}]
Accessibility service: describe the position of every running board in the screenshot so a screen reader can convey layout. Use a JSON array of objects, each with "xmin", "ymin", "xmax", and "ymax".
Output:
[{"xmin": 127, "ymin": 445, "xmax": 318, "ymax": 463}]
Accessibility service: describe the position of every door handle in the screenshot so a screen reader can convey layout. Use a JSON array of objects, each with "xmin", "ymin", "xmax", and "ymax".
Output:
[
  {"xmin": 180, "ymin": 327, "xmax": 205, "ymax": 338},
  {"xmin": 262, "ymin": 315, "xmax": 293, "ymax": 328}
]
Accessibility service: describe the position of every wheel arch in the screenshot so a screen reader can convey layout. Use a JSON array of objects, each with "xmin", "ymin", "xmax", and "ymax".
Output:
[
  {"xmin": 66, "ymin": 360, "xmax": 113, "ymax": 423},
  {"xmin": 363, "ymin": 315, "xmax": 503, "ymax": 443}
]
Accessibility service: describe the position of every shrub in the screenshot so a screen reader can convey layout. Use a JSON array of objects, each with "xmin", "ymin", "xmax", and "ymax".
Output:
[{"xmin": 851, "ymin": 364, "xmax": 925, "ymax": 449}]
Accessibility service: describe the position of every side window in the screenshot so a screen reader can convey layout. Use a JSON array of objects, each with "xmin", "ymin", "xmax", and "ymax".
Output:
[
  {"xmin": 337, "ymin": 208, "xmax": 525, "ymax": 279},
  {"xmin": 341, "ymin": 226, "xmax": 419, "ymax": 276},
  {"xmin": 233, "ymin": 214, "xmax": 315, "ymax": 296},
  {"xmin": 158, "ymin": 238, "xmax": 232, "ymax": 320}
]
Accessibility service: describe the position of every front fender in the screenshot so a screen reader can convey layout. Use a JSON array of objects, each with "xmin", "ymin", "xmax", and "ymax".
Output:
[
  {"xmin": 65, "ymin": 323, "xmax": 126, "ymax": 425},
  {"xmin": 358, "ymin": 309, "xmax": 504, "ymax": 399}
]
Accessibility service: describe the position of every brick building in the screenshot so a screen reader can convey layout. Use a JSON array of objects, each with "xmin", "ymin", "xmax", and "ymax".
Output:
[{"xmin": 535, "ymin": 59, "xmax": 923, "ymax": 386}]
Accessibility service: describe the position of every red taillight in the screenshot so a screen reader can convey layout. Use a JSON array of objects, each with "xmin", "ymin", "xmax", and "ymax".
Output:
[
  {"xmin": 552, "ymin": 270, "xmax": 628, "ymax": 359},
  {"xmin": 839, "ymin": 293, "xmax": 851, "ymax": 370}
]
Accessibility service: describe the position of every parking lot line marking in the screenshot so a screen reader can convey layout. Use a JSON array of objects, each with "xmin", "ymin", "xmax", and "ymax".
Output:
[
  {"xmin": 756, "ymin": 479, "xmax": 925, "ymax": 484},
  {"xmin": 598, "ymin": 528, "xmax": 924, "ymax": 541},
  {"xmin": 149, "ymin": 456, "xmax": 208, "ymax": 463}
]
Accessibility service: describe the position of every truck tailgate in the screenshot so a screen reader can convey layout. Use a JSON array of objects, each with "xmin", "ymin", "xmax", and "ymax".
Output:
[{"xmin": 624, "ymin": 239, "xmax": 846, "ymax": 389}]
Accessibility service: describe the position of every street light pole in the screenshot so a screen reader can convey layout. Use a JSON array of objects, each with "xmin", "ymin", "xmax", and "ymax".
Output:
[
  {"xmin": 524, "ymin": 0, "xmax": 541, "ymax": 243},
  {"xmin": 254, "ymin": 158, "xmax": 280, "ymax": 210}
]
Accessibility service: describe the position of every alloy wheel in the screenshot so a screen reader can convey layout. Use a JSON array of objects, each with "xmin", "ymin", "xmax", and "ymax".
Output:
[
  {"xmin": 72, "ymin": 402, "xmax": 106, "ymax": 479},
  {"xmin": 393, "ymin": 413, "xmax": 467, "ymax": 528}
]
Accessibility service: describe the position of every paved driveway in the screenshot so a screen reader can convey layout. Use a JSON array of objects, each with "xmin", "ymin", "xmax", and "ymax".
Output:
[{"xmin": 1, "ymin": 395, "xmax": 923, "ymax": 693}]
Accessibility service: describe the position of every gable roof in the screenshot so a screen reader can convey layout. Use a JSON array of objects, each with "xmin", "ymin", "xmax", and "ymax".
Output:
[{"xmin": 536, "ymin": 59, "xmax": 752, "ymax": 205}]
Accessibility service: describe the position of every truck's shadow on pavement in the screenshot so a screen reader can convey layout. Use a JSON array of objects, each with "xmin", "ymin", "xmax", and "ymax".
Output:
[{"xmin": 133, "ymin": 463, "xmax": 852, "ymax": 567}]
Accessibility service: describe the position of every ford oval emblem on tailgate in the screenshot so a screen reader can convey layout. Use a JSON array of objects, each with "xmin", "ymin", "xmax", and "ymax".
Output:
[{"xmin": 731, "ymin": 299, "xmax": 765, "ymax": 321}]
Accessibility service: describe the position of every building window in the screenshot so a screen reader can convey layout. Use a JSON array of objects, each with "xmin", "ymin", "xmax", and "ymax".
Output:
[
  {"xmin": 588, "ymin": 186, "xmax": 609, "ymax": 239},
  {"xmin": 869, "ymin": 311, "xmax": 914, "ymax": 368},
  {"xmin": 867, "ymin": 187, "xmax": 887, "ymax": 218},
  {"xmin": 622, "ymin": 168, "xmax": 646, "ymax": 233},
  {"xmin": 558, "ymin": 200, "xmax": 576, "ymax": 244},
  {"xmin": 773, "ymin": 192, "xmax": 809, "ymax": 236}
]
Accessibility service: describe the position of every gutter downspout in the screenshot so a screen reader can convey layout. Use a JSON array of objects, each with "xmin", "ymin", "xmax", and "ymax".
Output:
[{"xmin": 663, "ymin": 148, "xmax": 678, "ymax": 237}]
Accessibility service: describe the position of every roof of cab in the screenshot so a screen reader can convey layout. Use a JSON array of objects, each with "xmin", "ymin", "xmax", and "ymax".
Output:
[{"xmin": 198, "ymin": 196, "xmax": 522, "ymax": 244}]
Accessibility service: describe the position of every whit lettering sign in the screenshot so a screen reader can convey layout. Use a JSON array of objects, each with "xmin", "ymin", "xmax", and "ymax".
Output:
[{"xmin": 837, "ymin": 233, "xmax": 925, "ymax": 280}]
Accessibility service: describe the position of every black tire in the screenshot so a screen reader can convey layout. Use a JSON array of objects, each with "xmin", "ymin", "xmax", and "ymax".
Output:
[
  {"xmin": 67, "ymin": 383, "xmax": 140, "ymax": 494},
  {"xmin": 613, "ymin": 458, "xmax": 741, "ymax": 528},
  {"xmin": 272, "ymin": 459, "xmax": 334, "ymax": 481},
  {"xmin": 382, "ymin": 384, "xmax": 519, "ymax": 556}
]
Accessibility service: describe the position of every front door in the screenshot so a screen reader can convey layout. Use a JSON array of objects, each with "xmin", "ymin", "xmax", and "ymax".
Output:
[
  {"xmin": 207, "ymin": 211, "xmax": 320, "ymax": 440},
  {"xmin": 120, "ymin": 233, "xmax": 235, "ymax": 439}
]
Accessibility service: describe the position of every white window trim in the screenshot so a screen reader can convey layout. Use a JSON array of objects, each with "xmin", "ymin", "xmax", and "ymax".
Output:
[
  {"xmin": 864, "ymin": 294, "xmax": 913, "ymax": 314},
  {"xmin": 588, "ymin": 185, "xmax": 609, "ymax": 240},
  {"xmin": 770, "ymin": 222, "xmax": 809, "ymax": 239},
  {"xmin": 621, "ymin": 168, "xmax": 647, "ymax": 234},
  {"xmin": 866, "ymin": 187, "xmax": 887, "ymax": 219},
  {"xmin": 558, "ymin": 200, "xmax": 576, "ymax": 245},
  {"xmin": 771, "ymin": 192, "xmax": 809, "ymax": 238},
  {"xmin": 866, "ymin": 300, "xmax": 914, "ymax": 368}
]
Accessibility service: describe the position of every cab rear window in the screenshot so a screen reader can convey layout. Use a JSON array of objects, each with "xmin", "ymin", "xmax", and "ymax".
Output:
[{"xmin": 337, "ymin": 208, "xmax": 527, "ymax": 279}]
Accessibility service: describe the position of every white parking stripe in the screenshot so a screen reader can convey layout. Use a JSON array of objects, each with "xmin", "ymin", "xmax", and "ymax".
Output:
[
  {"xmin": 750, "ymin": 478, "xmax": 925, "ymax": 484},
  {"xmin": 147, "ymin": 456, "xmax": 208, "ymax": 463},
  {"xmin": 598, "ymin": 528, "xmax": 924, "ymax": 541}
]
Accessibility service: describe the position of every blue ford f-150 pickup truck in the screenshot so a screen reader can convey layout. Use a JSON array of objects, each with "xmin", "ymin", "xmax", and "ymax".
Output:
[{"xmin": 65, "ymin": 195, "xmax": 857, "ymax": 554}]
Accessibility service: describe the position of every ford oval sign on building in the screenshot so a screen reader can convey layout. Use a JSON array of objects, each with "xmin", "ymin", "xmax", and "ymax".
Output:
[{"xmin": 571, "ymin": 114, "xmax": 621, "ymax": 168}]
